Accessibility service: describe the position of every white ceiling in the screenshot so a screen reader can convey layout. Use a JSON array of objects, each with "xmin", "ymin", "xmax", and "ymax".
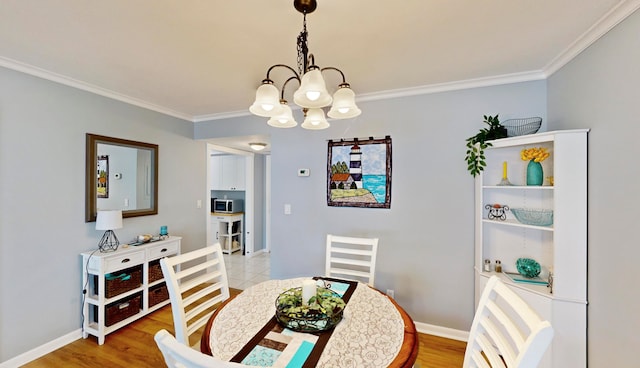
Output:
[{"xmin": 0, "ymin": 0, "xmax": 637, "ymax": 126}]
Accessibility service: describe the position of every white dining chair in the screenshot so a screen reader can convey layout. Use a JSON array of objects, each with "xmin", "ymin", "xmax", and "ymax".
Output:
[
  {"xmin": 463, "ymin": 276, "xmax": 554, "ymax": 368},
  {"xmin": 155, "ymin": 329, "xmax": 245, "ymax": 368},
  {"xmin": 160, "ymin": 243, "xmax": 230, "ymax": 348},
  {"xmin": 325, "ymin": 234, "xmax": 379, "ymax": 286}
]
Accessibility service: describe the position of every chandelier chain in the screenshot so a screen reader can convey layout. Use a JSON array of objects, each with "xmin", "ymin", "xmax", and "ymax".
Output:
[{"xmin": 297, "ymin": 13, "xmax": 308, "ymax": 75}]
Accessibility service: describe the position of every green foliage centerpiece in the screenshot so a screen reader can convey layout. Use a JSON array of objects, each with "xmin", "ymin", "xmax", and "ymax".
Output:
[{"xmin": 275, "ymin": 286, "xmax": 346, "ymax": 332}]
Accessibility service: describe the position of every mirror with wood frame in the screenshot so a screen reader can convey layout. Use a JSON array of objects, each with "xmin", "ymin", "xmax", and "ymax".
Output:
[{"xmin": 85, "ymin": 133, "xmax": 158, "ymax": 222}]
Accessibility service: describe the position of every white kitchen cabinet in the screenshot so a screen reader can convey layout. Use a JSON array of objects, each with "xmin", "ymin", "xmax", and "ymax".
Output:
[
  {"xmin": 474, "ymin": 130, "xmax": 588, "ymax": 367},
  {"xmin": 211, "ymin": 155, "xmax": 245, "ymax": 190},
  {"xmin": 80, "ymin": 236, "xmax": 181, "ymax": 344}
]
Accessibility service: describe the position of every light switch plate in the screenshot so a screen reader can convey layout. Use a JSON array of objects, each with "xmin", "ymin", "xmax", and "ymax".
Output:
[{"xmin": 298, "ymin": 168, "xmax": 310, "ymax": 177}]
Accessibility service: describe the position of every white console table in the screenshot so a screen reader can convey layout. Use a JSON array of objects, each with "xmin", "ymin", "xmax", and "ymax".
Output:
[{"xmin": 80, "ymin": 236, "xmax": 181, "ymax": 344}]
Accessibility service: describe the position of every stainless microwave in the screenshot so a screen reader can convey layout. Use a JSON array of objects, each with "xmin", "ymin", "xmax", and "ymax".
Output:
[{"xmin": 213, "ymin": 199, "xmax": 243, "ymax": 213}]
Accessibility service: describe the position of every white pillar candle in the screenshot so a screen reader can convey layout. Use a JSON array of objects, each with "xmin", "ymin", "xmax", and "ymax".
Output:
[{"xmin": 301, "ymin": 279, "xmax": 316, "ymax": 306}]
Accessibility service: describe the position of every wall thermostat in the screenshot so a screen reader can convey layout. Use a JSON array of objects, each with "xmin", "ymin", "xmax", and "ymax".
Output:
[
  {"xmin": 114, "ymin": 173, "xmax": 122, "ymax": 179},
  {"xmin": 298, "ymin": 168, "xmax": 310, "ymax": 177}
]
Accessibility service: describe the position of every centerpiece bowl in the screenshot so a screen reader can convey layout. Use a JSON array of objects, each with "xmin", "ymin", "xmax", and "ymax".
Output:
[{"xmin": 275, "ymin": 287, "xmax": 345, "ymax": 332}]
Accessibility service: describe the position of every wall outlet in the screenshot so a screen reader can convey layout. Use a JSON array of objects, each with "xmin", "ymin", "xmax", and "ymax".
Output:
[{"xmin": 386, "ymin": 289, "xmax": 395, "ymax": 298}]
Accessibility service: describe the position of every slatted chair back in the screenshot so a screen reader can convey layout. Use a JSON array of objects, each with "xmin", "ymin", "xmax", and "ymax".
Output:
[
  {"xmin": 325, "ymin": 234, "xmax": 379, "ymax": 286},
  {"xmin": 463, "ymin": 276, "xmax": 554, "ymax": 368},
  {"xmin": 160, "ymin": 243, "xmax": 230, "ymax": 347}
]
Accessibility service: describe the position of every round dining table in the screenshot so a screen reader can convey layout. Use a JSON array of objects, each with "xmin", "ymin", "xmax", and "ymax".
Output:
[{"xmin": 201, "ymin": 277, "xmax": 418, "ymax": 368}]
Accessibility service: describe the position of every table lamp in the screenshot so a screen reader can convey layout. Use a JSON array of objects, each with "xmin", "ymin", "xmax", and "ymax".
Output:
[{"xmin": 96, "ymin": 210, "xmax": 123, "ymax": 252}]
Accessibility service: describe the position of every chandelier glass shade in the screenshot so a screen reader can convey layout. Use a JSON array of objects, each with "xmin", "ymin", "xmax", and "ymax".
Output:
[
  {"xmin": 249, "ymin": 0, "xmax": 360, "ymax": 130},
  {"xmin": 267, "ymin": 101, "xmax": 297, "ymax": 128},
  {"xmin": 301, "ymin": 108, "xmax": 330, "ymax": 130}
]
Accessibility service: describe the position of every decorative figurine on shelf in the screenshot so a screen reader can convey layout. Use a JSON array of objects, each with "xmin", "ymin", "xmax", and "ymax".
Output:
[
  {"xmin": 485, "ymin": 203, "xmax": 510, "ymax": 221},
  {"xmin": 497, "ymin": 161, "xmax": 513, "ymax": 186}
]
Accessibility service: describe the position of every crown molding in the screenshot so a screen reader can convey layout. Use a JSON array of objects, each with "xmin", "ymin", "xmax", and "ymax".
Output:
[
  {"xmin": 543, "ymin": 0, "xmax": 640, "ymax": 77},
  {"xmin": 0, "ymin": 56, "xmax": 192, "ymax": 122},
  {"xmin": 193, "ymin": 109, "xmax": 253, "ymax": 123},
  {"xmin": 357, "ymin": 71, "xmax": 547, "ymax": 104}
]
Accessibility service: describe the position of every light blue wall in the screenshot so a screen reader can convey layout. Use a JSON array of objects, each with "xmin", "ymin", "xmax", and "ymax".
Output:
[
  {"xmin": 548, "ymin": 9, "xmax": 640, "ymax": 367},
  {"xmin": 0, "ymin": 67, "xmax": 209, "ymax": 362},
  {"xmin": 196, "ymin": 81, "xmax": 547, "ymax": 329}
]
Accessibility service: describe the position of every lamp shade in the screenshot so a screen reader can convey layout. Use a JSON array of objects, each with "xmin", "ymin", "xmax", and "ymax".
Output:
[
  {"xmin": 96, "ymin": 210, "xmax": 123, "ymax": 231},
  {"xmin": 327, "ymin": 85, "xmax": 361, "ymax": 119},
  {"xmin": 301, "ymin": 108, "xmax": 330, "ymax": 130},
  {"xmin": 267, "ymin": 102, "xmax": 298, "ymax": 128},
  {"xmin": 293, "ymin": 68, "xmax": 332, "ymax": 108},
  {"xmin": 249, "ymin": 82, "xmax": 282, "ymax": 117}
]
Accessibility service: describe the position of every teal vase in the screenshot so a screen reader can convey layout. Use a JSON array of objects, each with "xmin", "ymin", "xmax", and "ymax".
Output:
[{"xmin": 526, "ymin": 160, "xmax": 543, "ymax": 186}]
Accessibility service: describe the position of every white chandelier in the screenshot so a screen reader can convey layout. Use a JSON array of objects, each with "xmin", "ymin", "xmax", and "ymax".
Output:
[{"xmin": 249, "ymin": 0, "xmax": 361, "ymax": 130}]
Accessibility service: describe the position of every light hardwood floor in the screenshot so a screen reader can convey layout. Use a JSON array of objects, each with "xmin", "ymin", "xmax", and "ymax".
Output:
[{"xmin": 23, "ymin": 288, "xmax": 466, "ymax": 367}]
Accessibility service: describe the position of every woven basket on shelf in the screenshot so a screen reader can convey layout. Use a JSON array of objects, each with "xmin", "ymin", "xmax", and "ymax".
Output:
[
  {"xmin": 501, "ymin": 117, "xmax": 542, "ymax": 137},
  {"xmin": 95, "ymin": 265, "xmax": 143, "ymax": 298},
  {"xmin": 148, "ymin": 259, "xmax": 164, "ymax": 283},
  {"xmin": 103, "ymin": 293, "xmax": 142, "ymax": 326},
  {"xmin": 148, "ymin": 283, "xmax": 169, "ymax": 307}
]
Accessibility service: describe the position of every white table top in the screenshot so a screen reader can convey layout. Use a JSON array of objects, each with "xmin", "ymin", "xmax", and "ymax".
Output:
[{"xmin": 207, "ymin": 278, "xmax": 405, "ymax": 367}]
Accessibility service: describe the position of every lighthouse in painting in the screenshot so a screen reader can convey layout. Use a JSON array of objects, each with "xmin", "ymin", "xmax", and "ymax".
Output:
[{"xmin": 349, "ymin": 143, "xmax": 363, "ymax": 188}]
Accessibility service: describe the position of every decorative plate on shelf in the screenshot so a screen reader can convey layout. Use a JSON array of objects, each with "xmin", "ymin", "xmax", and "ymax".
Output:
[{"xmin": 275, "ymin": 287, "xmax": 345, "ymax": 332}]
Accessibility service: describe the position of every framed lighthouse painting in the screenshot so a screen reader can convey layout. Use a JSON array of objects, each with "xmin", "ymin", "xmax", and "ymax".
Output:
[{"xmin": 327, "ymin": 136, "xmax": 392, "ymax": 208}]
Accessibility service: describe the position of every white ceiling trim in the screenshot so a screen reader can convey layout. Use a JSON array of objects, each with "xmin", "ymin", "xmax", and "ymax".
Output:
[
  {"xmin": 0, "ymin": 56, "xmax": 192, "ymax": 122},
  {"xmin": 355, "ymin": 71, "xmax": 547, "ymax": 103},
  {"xmin": 1, "ymin": 1, "xmax": 637, "ymax": 124},
  {"xmin": 544, "ymin": 0, "xmax": 640, "ymax": 77}
]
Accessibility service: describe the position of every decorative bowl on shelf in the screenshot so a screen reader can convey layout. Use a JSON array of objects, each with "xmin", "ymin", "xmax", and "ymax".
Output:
[
  {"xmin": 516, "ymin": 258, "xmax": 541, "ymax": 278},
  {"xmin": 275, "ymin": 287, "xmax": 345, "ymax": 332},
  {"xmin": 501, "ymin": 117, "xmax": 542, "ymax": 137},
  {"xmin": 511, "ymin": 208, "xmax": 553, "ymax": 226}
]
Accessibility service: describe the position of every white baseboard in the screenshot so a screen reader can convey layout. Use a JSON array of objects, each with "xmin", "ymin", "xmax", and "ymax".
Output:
[
  {"xmin": 414, "ymin": 321, "xmax": 469, "ymax": 342},
  {"xmin": 0, "ymin": 329, "xmax": 82, "ymax": 368}
]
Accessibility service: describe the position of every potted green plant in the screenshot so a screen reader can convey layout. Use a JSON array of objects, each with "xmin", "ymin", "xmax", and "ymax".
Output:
[{"xmin": 465, "ymin": 114, "xmax": 507, "ymax": 177}]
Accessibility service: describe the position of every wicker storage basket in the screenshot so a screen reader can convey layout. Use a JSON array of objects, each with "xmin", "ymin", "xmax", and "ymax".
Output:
[
  {"xmin": 148, "ymin": 259, "xmax": 164, "ymax": 283},
  {"xmin": 95, "ymin": 265, "xmax": 143, "ymax": 298},
  {"xmin": 149, "ymin": 283, "xmax": 169, "ymax": 308},
  {"xmin": 102, "ymin": 293, "xmax": 142, "ymax": 326}
]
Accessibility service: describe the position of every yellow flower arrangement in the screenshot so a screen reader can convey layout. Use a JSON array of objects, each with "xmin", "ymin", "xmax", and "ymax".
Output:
[{"xmin": 521, "ymin": 147, "xmax": 550, "ymax": 162}]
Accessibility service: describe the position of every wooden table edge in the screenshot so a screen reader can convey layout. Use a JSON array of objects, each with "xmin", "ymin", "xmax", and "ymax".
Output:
[
  {"xmin": 201, "ymin": 293, "xmax": 237, "ymax": 355},
  {"xmin": 386, "ymin": 294, "xmax": 419, "ymax": 368}
]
